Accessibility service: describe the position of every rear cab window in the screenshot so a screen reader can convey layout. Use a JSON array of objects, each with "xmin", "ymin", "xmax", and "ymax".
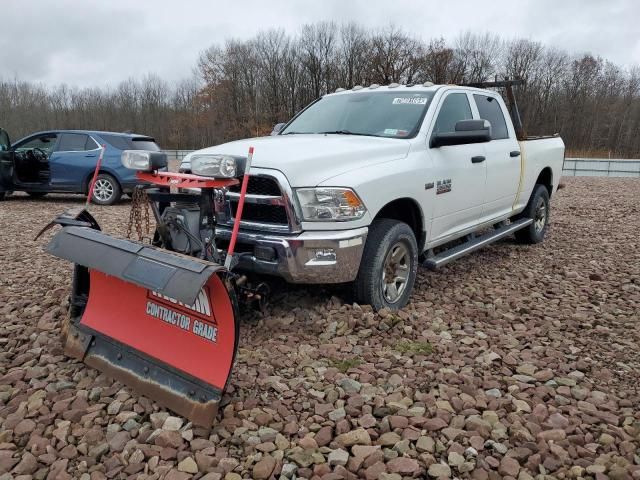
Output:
[
  {"xmin": 473, "ymin": 94, "xmax": 509, "ymax": 139},
  {"xmin": 101, "ymin": 134, "xmax": 160, "ymax": 151}
]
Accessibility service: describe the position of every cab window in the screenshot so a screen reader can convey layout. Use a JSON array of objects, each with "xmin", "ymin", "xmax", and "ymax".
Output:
[
  {"xmin": 473, "ymin": 94, "xmax": 509, "ymax": 139},
  {"xmin": 433, "ymin": 93, "xmax": 473, "ymax": 134},
  {"xmin": 15, "ymin": 133, "xmax": 58, "ymax": 154}
]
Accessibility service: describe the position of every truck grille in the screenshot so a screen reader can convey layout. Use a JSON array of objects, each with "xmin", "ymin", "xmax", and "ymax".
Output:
[
  {"xmin": 228, "ymin": 176, "xmax": 281, "ymax": 196},
  {"xmin": 224, "ymin": 174, "xmax": 295, "ymax": 232}
]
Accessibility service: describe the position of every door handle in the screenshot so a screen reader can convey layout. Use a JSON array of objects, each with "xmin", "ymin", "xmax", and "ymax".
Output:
[
  {"xmin": 85, "ymin": 154, "xmax": 97, "ymax": 158},
  {"xmin": 471, "ymin": 156, "xmax": 486, "ymax": 164},
  {"xmin": 510, "ymin": 151, "xmax": 521, "ymax": 157}
]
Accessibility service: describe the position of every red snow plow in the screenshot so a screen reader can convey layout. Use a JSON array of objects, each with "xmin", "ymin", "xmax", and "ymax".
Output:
[{"xmin": 39, "ymin": 148, "xmax": 264, "ymax": 426}]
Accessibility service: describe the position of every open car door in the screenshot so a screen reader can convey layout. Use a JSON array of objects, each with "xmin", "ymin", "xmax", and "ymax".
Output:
[{"xmin": 0, "ymin": 129, "xmax": 14, "ymax": 199}]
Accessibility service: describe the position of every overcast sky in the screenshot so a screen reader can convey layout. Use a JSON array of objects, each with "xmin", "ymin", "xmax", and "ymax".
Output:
[{"xmin": 2, "ymin": 0, "xmax": 638, "ymax": 88}]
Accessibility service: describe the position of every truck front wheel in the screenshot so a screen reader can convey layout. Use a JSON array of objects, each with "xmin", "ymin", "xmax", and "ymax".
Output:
[{"xmin": 354, "ymin": 219, "xmax": 418, "ymax": 311}]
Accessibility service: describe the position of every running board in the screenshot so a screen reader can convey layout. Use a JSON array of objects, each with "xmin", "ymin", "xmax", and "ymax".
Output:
[{"xmin": 423, "ymin": 218, "xmax": 533, "ymax": 270}]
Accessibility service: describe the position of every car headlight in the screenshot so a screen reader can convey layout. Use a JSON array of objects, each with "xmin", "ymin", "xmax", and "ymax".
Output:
[
  {"xmin": 121, "ymin": 150, "xmax": 167, "ymax": 171},
  {"xmin": 296, "ymin": 188, "xmax": 367, "ymax": 221},
  {"xmin": 191, "ymin": 154, "xmax": 237, "ymax": 178}
]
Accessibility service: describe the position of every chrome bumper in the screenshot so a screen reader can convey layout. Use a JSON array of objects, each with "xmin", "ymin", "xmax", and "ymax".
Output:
[{"xmin": 216, "ymin": 227, "xmax": 368, "ymax": 284}]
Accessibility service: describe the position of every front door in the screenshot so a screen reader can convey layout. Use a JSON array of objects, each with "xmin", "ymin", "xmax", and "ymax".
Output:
[
  {"xmin": 0, "ymin": 129, "xmax": 14, "ymax": 194},
  {"xmin": 49, "ymin": 133, "xmax": 101, "ymax": 189},
  {"xmin": 428, "ymin": 91, "xmax": 487, "ymax": 243}
]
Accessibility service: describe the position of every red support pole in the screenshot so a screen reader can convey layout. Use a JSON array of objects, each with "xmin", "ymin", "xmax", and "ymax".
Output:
[
  {"xmin": 225, "ymin": 146, "xmax": 254, "ymax": 269},
  {"xmin": 86, "ymin": 144, "xmax": 106, "ymax": 207}
]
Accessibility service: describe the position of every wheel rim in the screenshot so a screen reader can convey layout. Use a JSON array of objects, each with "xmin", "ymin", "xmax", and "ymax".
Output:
[
  {"xmin": 534, "ymin": 198, "xmax": 547, "ymax": 233},
  {"xmin": 93, "ymin": 179, "xmax": 114, "ymax": 202},
  {"xmin": 381, "ymin": 242, "xmax": 411, "ymax": 304}
]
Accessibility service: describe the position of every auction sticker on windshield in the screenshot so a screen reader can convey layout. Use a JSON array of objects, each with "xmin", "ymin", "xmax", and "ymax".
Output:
[{"xmin": 392, "ymin": 97, "xmax": 428, "ymax": 105}]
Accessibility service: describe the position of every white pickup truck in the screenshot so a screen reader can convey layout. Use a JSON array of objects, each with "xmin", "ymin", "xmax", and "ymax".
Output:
[{"xmin": 180, "ymin": 80, "xmax": 564, "ymax": 310}]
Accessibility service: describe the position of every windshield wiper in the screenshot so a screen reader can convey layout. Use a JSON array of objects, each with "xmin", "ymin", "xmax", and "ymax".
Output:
[
  {"xmin": 281, "ymin": 131, "xmax": 305, "ymax": 135},
  {"xmin": 319, "ymin": 130, "xmax": 378, "ymax": 137}
]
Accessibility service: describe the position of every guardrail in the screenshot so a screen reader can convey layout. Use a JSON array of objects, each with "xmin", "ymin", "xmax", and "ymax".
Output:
[
  {"xmin": 562, "ymin": 158, "xmax": 640, "ymax": 178},
  {"xmin": 165, "ymin": 151, "xmax": 640, "ymax": 178}
]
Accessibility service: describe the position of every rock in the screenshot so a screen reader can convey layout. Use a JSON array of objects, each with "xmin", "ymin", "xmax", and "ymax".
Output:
[
  {"xmin": 424, "ymin": 418, "xmax": 448, "ymax": 431},
  {"xmin": 281, "ymin": 463, "xmax": 297, "ymax": 478},
  {"xmin": 314, "ymin": 426, "xmax": 333, "ymax": 447},
  {"xmin": 13, "ymin": 420, "xmax": 36, "ymax": 436},
  {"xmin": 498, "ymin": 457, "xmax": 520, "ymax": 477},
  {"xmin": 163, "ymin": 416, "xmax": 184, "ymax": 431},
  {"xmin": 177, "ymin": 456, "xmax": 198, "ymax": 474},
  {"xmin": 329, "ymin": 407, "xmax": 346, "ymax": 421},
  {"xmin": 599, "ymin": 433, "xmax": 615, "ymax": 445},
  {"xmin": 328, "ymin": 449, "xmax": 349, "ymax": 467},
  {"xmin": 335, "ymin": 428, "xmax": 371, "ymax": 447},
  {"xmin": 378, "ymin": 432, "xmax": 401, "ymax": 446},
  {"xmin": 537, "ymin": 429, "xmax": 566, "ymax": 442},
  {"xmin": 352, "ymin": 445, "xmax": 380, "ymax": 458},
  {"xmin": 485, "ymin": 388, "xmax": 502, "ymax": 398},
  {"xmin": 107, "ymin": 431, "xmax": 130, "ymax": 452},
  {"xmin": 387, "ymin": 457, "xmax": 420, "ymax": 475},
  {"xmin": 428, "ymin": 463, "xmax": 452, "ymax": 478},
  {"xmin": 416, "ymin": 436, "xmax": 435, "ymax": 453},
  {"xmin": 448, "ymin": 451, "xmax": 465, "ymax": 467},
  {"xmin": 13, "ymin": 452, "xmax": 38, "ymax": 475},
  {"xmin": 252, "ymin": 455, "xmax": 276, "ymax": 479},
  {"xmin": 339, "ymin": 378, "xmax": 362, "ymax": 393}
]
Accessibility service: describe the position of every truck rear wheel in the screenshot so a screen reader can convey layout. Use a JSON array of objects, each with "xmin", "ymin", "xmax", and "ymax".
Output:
[
  {"xmin": 354, "ymin": 219, "xmax": 418, "ymax": 311},
  {"xmin": 514, "ymin": 184, "xmax": 550, "ymax": 244}
]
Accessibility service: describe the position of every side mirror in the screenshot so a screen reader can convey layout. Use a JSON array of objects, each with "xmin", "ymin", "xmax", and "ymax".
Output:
[
  {"xmin": 271, "ymin": 123, "xmax": 286, "ymax": 136},
  {"xmin": 430, "ymin": 119, "xmax": 492, "ymax": 148}
]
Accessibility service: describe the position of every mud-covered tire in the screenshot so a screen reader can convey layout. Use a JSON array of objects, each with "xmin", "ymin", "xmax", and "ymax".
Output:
[
  {"xmin": 354, "ymin": 219, "xmax": 418, "ymax": 311},
  {"xmin": 0, "ymin": 191, "xmax": 5, "ymax": 201},
  {"xmin": 514, "ymin": 184, "xmax": 550, "ymax": 244},
  {"xmin": 90, "ymin": 174, "xmax": 121, "ymax": 205}
]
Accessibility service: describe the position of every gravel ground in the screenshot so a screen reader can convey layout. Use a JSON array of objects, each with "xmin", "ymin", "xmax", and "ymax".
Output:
[{"xmin": 0, "ymin": 177, "xmax": 639, "ymax": 480}]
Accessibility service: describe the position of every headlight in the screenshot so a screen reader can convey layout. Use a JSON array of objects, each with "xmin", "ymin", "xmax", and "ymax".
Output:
[
  {"xmin": 296, "ymin": 188, "xmax": 367, "ymax": 221},
  {"xmin": 191, "ymin": 154, "xmax": 237, "ymax": 178},
  {"xmin": 121, "ymin": 150, "xmax": 167, "ymax": 171}
]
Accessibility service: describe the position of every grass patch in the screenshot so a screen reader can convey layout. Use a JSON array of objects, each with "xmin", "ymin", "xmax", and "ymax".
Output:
[
  {"xmin": 395, "ymin": 341, "xmax": 434, "ymax": 356},
  {"xmin": 329, "ymin": 357, "xmax": 362, "ymax": 373}
]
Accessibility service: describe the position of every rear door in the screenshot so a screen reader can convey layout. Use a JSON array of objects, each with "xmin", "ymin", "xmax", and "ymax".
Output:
[
  {"xmin": 472, "ymin": 94, "xmax": 521, "ymax": 222},
  {"xmin": 49, "ymin": 133, "xmax": 101, "ymax": 190},
  {"xmin": 427, "ymin": 91, "xmax": 487, "ymax": 243},
  {"xmin": 0, "ymin": 129, "xmax": 13, "ymax": 193}
]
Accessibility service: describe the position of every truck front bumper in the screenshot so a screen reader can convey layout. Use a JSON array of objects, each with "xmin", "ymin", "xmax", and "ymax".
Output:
[{"xmin": 216, "ymin": 227, "xmax": 368, "ymax": 284}]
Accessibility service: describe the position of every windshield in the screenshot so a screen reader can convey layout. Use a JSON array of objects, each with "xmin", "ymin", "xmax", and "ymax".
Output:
[{"xmin": 282, "ymin": 91, "xmax": 434, "ymax": 138}]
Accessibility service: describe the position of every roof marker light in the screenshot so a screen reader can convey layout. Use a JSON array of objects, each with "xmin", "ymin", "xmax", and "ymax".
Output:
[
  {"xmin": 352, "ymin": 85, "xmax": 363, "ymax": 91},
  {"xmin": 369, "ymin": 83, "xmax": 380, "ymax": 89},
  {"xmin": 388, "ymin": 83, "xmax": 400, "ymax": 88},
  {"xmin": 335, "ymin": 87, "xmax": 346, "ymax": 93},
  {"xmin": 423, "ymin": 81, "xmax": 435, "ymax": 87}
]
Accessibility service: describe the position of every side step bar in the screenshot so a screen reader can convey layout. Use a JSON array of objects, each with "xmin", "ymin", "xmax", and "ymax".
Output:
[{"xmin": 423, "ymin": 218, "xmax": 533, "ymax": 270}]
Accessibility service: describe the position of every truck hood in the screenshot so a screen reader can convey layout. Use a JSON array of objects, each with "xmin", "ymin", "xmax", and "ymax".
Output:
[{"xmin": 184, "ymin": 134, "xmax": 410, "ymax": 186}]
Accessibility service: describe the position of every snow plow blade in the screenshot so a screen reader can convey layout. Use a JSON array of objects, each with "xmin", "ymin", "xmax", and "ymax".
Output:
[{"xmin": 47, "ymin": 226, "xmax": 239, "ymax": 427}]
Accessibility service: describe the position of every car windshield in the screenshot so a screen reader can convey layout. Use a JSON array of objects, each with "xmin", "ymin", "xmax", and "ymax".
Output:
[{"xmin": 282, "ymin": 91, "xmax": 435, "ymax": 138}]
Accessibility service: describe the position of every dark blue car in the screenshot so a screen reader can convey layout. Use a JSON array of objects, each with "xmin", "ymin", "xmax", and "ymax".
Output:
[{"xmin": 0, "ymin": 129, "xmax": 161, "ymax": 205}]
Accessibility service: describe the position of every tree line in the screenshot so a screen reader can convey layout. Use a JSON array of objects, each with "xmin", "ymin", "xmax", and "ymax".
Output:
[{"xmin": 1, "ymin": 23, "xmax": 639, "ymax": 157}]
